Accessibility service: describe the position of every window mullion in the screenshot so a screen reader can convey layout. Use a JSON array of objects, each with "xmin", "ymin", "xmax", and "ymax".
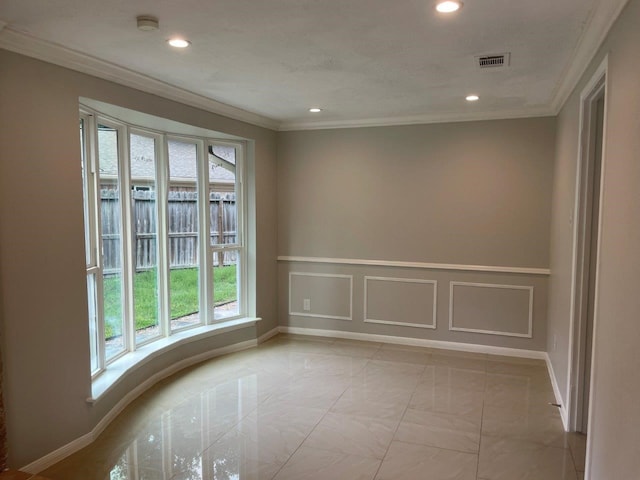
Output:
[
  {"xmin": 89, "ymin": 114, "xmax": 106, "ymax": 374},
  {"xmin": 238, "ymin": 144, "xmax": 248, "ymax": 317},
  {"xmin": 158, "ymin": 135, "xmax": 171, "ymax": 337},
  {"xmin": 120, "ymin": 124, "xmax": 135, "ymax": 353},
  {"xmin": 81, "ymin": 112, "xmax": 97, "ymax": 270},
  {"xmin": 211, "ymin": 244, "xmax": 241, "ymax": 251},
  {"xmin": 197, "ymin": 140, "xmax": 213, "ymax": 324},
  {"xmin": 131, "ymin": 442, "xmax": 140, "ymax": 480},
  {"xmin": 237, "ymin": 145, "xmax": 244, "ymax": 250}
]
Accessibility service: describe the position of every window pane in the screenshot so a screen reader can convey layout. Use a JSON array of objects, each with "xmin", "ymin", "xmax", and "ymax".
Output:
[
  {"xmin": 80, "ymin": 119, "xmax": 92, "ymax": 266},
  {"xmin": 214, "ymin": 250, "xmax": 240, "ymax": 320},
  {"xmin": 209, "ymin": 145, "xmax": 238, "ymax": 248},
  {"xmin": 168, "ymin": 140, "xmax": 200, "ymax": 331},
  {"xmin": 87, "ymin": 273, "xmax": 99, "ymax": 374},
  {"xmin": 210, "ymin": 144, "xmax": 235, "ymax": 165},
  {"xmin": 209, "ymin": 145, "xmax": 240, "ymax": 320},
  {"xmin": 130, "ymin": 133, "xmax": 161, "ymax": 344},
  {"xmin": 98, "ymin": 124, "xmax": 126, "ymax": 360}
]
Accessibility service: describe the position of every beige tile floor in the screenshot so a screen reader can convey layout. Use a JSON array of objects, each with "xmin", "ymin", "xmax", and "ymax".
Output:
[{"xmin": 41, "ymin": 334, "xmax": 587, "ymax": 480}]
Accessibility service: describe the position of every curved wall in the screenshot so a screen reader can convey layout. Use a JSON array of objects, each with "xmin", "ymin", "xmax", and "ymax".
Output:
[{"xmin": 0, "ymin": 49, "xmax": 278, "ymax": 468}]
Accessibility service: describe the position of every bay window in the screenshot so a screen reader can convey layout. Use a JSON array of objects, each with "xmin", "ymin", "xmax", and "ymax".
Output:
[{"xmin": 80, "ymin": 106, "xmax": 248, "ymax": 378}]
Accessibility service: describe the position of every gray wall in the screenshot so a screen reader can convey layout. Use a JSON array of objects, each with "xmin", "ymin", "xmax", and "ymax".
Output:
[
  {"xmin": 279, "ymin": 264, "xmax": 548, "ymax": 350},
  {"xmin": 547, "ymin": 0, "xmax": 640, "ymax": 476},
  {"xmin": 546, "ymin": 88, "xmax": 581, "ymax": 406},
  {"xmin": 278, "ymin": 119, "xmax": 555, "ymax": 351},
  {"xmin": 5, "ymin": 0, "xmax": 640, "ymax": 471},
  {"xmin": 278, "ymin": 119, "xmax": 555, "ymax": 267},
  {"xmin": 0, "ymin": 50, "xmax": 278, "ymax": 467}
]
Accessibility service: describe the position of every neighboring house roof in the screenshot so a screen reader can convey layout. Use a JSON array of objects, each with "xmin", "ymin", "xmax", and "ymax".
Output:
[{"xmin": 97, "ymin": 129, "xmax": 235, "ymax": 183}]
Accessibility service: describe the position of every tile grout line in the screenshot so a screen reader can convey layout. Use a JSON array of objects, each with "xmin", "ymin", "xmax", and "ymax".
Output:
[
  {"xmin": 390, "ymin": 438, "xmax": 482, "ymax": 457},
  {"xmin": 44, "ymin": 335, "xmax": 569, "ymax": 480},
  {"xmin": 370, "ymin": 357, "xmax": 429, "ymax": 480},
  {"xmin": 476, "ymin": 362, "xmax": 487, "ymax": 480},
  {"xmin": 567, "ymin": 433, "xmax": 586, "ymax": 474},
  {"xmin": 267, "ymin": 350, "xmax": 372, "ymax": 480},
  {"xmin": 479, "ymin": 361, "xmax": 580, "ymax": 479},
  {"xmin": 173, "ymin": 366, "xmax": 287, "ymax": 479},
  {"xmin": 389, "ymin": 360, "xmax": 488, "ymax": 462},
  {"xmin": 173, "ymin": 348, "xmax": 304, "ymax": 479}
]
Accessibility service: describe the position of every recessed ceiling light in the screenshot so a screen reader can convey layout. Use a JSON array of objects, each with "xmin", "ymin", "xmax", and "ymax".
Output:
[
  {"xmin": 466, "ymin": 94, "xmax": 480, "ymax": 102},
  {"xmin": 309, "ymin": 108, "xmax": 322, "ymax": 113},
  {"xmin": 436, "ymin": 1, "xmax": 463, "ymax": 13},
  {"xmin": 168, "ymin": 38, "xmax": 191, "ymax": 48}
]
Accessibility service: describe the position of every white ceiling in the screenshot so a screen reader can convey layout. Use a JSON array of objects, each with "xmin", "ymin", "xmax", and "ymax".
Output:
[{"xmin": 0, "ymin": 0, "xmax": 628, "ymax": 130}]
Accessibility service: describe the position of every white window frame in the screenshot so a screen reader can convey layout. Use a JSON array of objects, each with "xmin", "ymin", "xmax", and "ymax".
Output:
[
  {"xmin": 81, "ymin": 106, "xmax": 248, "ymax": 380},
  {"xmin": 81, "ymin": 112, "xmax": 105, "ymax": 376},
  {"xmin": 129, "ymin": 128, "xmax": 166, "ymax": 347},
  {"xmin": 208, "ymin": 140, "xmax": 247, "ymax": 321},
  {"xmin": 165, "ymin": 134, "xmax": 207, "ymax": 333}
]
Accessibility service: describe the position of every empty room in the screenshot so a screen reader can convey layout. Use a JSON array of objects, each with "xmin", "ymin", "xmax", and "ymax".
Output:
[{"xmin": 0, "ymin": 0, "xmax": 638, "ymax": 479}]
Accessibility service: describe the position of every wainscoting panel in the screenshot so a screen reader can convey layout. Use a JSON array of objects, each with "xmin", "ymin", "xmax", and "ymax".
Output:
[
  {"xmin": 449, "ymin": 282, "xmax": 533, "ymax": 338},
  {"xmin": 289, "ymin": 272, "xmax": 353, "ymax": 320},
  {"xmin": 279, "ymin": 258, "xmax": 548, "ymax": 351},
  {"xmin": 364, "ymin": 276, "xmax": 437, "ymax": 329}
]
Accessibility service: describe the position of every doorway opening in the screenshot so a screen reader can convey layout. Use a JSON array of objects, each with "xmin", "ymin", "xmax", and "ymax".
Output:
[{"xmin": 569, "ymin": 59, "xmax": 607, "ymax": 442}]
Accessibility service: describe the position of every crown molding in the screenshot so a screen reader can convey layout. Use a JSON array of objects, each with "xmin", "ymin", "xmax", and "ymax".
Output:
[
  {"xmin": 0, "ymin": 28, "xmax": 280, "ymax": 131},
  {"xmin": 279, "ymin": 108, "xmax": 555, "ymax": 131},
  {"xmin": 0, "ymin": 0, "xmax": 629, "ymax": 133},
  {"xmin": 550, "ymin": 0, "xmax": 629, "ymax": 113}
]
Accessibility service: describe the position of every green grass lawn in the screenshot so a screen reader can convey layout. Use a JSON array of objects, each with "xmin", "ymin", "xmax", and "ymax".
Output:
[{"xmin": 104, "ymin": 266, "xmax": 236, "ymax": 338}]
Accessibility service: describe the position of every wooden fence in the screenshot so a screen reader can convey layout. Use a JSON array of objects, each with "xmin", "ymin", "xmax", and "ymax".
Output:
[{"xmin": 101, "ymin": 189, "xmax": 237, "ymax": 273}]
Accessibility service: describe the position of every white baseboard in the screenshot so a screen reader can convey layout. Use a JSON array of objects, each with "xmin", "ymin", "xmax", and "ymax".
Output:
[
  {"xmin": 19, "ymin": 432, "xmax": 94, "ymax": 476},
  {"xmin": 278, "ymin": 326, "xmax": 547, "ymax": 360},
  {"xmin": 22, "ymin": 326, "xmax": 553, "ymax": 473},
  {"xmin": 545, "ymin": 353, "xmax": 570, "ymax": 431},
  {"xmin": 257, "ymin": 326, "xmax": 280, "ymax": 344},
  {"xmin": 90, "ymin": 339, "xmax": 257, "ymax": 438},
  {"xmin": 21, "ymin": 339, "xmax": 258, "ymax": 474}
]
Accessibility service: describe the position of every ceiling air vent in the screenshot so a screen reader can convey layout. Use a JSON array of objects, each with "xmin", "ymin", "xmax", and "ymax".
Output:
[{"xmin": 476, "ymin": 53, "xmax": 510, "ymax": 69}]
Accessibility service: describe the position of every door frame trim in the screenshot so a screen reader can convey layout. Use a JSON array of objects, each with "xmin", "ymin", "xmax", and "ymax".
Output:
[{"xmin": 566, "ymin": 54, "xmax": 609, "ymax": 476}]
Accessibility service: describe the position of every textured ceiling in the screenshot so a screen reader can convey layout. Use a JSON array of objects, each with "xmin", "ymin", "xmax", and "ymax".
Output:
[{"xmin": 0, "ymin": 0, "xmax": 620, "ymax": 129}]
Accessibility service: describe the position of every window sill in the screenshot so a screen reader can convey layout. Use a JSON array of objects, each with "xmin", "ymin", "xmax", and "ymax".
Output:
[{"xmin": 88, "ymin": 317, "xmax": 260, "ymax": 403}]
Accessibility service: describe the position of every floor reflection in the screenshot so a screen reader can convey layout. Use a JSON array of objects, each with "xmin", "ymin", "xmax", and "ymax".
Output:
[
  {"xmin": 108, "ymin": 374, "xmax": 259, "ymax": 480},
  {"xmin": 40, "ymin": 336, "xmax": 581, "ymax": 480}
]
